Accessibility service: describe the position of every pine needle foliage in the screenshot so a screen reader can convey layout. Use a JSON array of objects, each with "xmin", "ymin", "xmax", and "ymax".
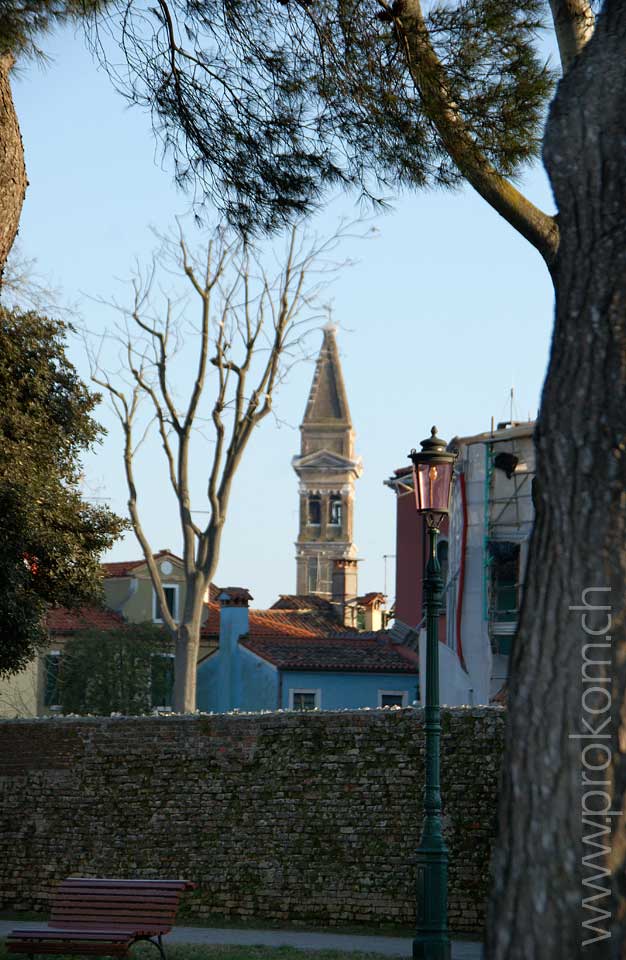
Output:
[
  {"xmin": 94, "ymin": 0, "xmax": 554, "ymax": 234},
  {"xmin": 0, "ymin": 0, "xmax": 108, "ymax": 59}
]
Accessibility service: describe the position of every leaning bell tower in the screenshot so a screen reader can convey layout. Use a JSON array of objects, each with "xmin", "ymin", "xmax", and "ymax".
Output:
[{"xmin": 292, "ymin": 324, "xmax": 362, "ymax": 598}]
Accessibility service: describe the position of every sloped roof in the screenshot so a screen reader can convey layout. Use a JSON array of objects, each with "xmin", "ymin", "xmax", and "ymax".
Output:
[
  {"xmin": 47, "ymin": 606, "xmax": 126, "ymax": 634},
  {"xmin": 102, "ymin": 554, "xmax": 220, "ymax": 602},
  {"xmin": 218, "ymin": 587, "xmax": 254, "ymax": 603},
  {"xmin": 356, "ymin": 592, "xmax": 386, "ymax": 608},
  {"xmin": 102, "ymin": 558, "xmax": 146, "ymax": 577},
  {"xmin": 242, "ymin": 634, "xmax": 419, "ymax": 673},
  {"xmin": 201, "ymin": 594, "xmax": 413, "ymax": 673},
  {"xmin": 102, "ymin": 549, "xmax": 183, "ymax": 578},
  {"xmin": 271, "ymin": 594, "xmax": 338, "ymax": 614},
  {"xmin": 202, "ymin": 603, "xmax": 345, "ymax": 640}
]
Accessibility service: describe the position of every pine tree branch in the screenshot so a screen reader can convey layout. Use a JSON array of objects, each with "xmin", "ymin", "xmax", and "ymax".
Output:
[
  {"xmin": 393, "ymin": 0, "xmax": 560, "ymax": 267},
  {"xmin": 548, "ymin": 0, "xmax": 595, "ymax": 74}
]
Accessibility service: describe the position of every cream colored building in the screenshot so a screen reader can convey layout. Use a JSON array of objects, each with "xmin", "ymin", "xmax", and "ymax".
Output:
[
  {"xmin": 0, "ymin": 549, "xmax": 216, "ymax": 717},
  {"xmin": 0, "ymin": 659, "xmax": 40, "ymax": 718}
]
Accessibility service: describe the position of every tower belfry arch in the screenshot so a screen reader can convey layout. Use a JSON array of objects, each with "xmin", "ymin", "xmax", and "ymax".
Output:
[{"xmin": 292, "ymin": 324, "xmax": 362, "ymax": 598}]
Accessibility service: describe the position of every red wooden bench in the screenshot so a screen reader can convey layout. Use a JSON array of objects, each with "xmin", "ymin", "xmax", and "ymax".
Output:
[{"xmin": 7, "ymin": 878, "xmax": 196, "ymax": 960}]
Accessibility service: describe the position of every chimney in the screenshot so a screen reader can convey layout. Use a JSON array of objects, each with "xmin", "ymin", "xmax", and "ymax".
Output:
[
  {"xmin": 332, "ymin": 559, "xmax": 358, "ymax": 628},
  {"xmin": 359, "ymin": 593, "xmax": 385, "ymax": 632},
  {"xmin": 217, "ymin": 588, "xmax": 252, "ymax": 710}
]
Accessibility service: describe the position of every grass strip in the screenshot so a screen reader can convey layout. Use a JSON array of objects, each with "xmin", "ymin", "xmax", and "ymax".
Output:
[{"xmin": 0, "ymin": 944, "xmax": 397, "ymax": 960}]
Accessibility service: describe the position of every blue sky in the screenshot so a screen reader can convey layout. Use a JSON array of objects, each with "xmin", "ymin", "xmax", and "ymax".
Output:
[{"xmin": 12, "ymin": 25, "xmax": 556, "ymax": 608}]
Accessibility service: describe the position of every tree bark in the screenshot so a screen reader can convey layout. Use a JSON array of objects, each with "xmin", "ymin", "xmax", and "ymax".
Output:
[
  {"xmin": 0, "ymin": 54, "xmax": 27, "ymax": 283},
  {"xmin": 486, "ymin": 3, "xmax": 626, "ymax": 958},
  {"xmin": 549, "ymin": 0, "xmax": 595, "ymax": 73},
  {"xmin": 173, "ymin": 620, "xmax": 200, "ymax": 713}
]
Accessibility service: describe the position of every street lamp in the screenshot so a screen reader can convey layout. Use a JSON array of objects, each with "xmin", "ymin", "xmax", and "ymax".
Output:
[{"xmin": 408, "ymin": 426, "xmax": 457, "ymax": 960}]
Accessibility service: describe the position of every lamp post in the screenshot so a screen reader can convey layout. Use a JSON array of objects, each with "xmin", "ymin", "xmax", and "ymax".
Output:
[{"xmin": 408, "ymin": 426, "xmax": 457, "ymax": 960}]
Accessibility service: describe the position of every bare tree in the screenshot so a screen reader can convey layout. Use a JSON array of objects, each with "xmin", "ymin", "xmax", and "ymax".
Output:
[
  {"xmin": 1, "ymin": 241, "xmax": 70, "ymax": 315},
  {"xmin": 90, "ymin": 4, "xmax": 626, "ymax": 955},
  {"xmin": 90, "ymin": 223, "xmax": 352, "ymax": 713}
]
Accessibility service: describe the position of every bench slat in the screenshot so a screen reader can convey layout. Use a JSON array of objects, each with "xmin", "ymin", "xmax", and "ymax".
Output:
[
  {"xmin": 8, "ymin": 945, "xmax": 129, "ymax": 955},
  {"xmin": 50, "ymin": 907, "xmax": 176, "ymax": 927},
  {"xmin": 7, "ymin": 877, "xmax": 194, "ymax": 958},
  {"xmin": 54, "ymin": 893, "xmax": 180, "ymax": 902},
  {"xmin": 52, "ymin": 907, "xmax": 178, "ymax": 915},
  {"xmin": 61, "ymin": 880, "xmax": 192, "ymax": 889},
  {"xmin": 7, "ymin": 927, "xmax": 129, "ymax": 941},
  {"xmin": 53, "ymin": 904, "xmax": 178, "ymax": 913},
  {"xmin": 49, "ymin": 919, "xmax": 172, "ymax": 936}
]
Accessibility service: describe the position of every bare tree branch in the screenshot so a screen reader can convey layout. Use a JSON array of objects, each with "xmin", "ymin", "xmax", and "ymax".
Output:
[{"xmin": 88, "ymin": 219, "xmax": 359, "ymax": 710}]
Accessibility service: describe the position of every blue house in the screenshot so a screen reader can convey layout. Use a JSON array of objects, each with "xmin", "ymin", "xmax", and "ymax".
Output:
[{"xmin": 197, "ymin": 589, "xmax": 419, "ymax": 712}]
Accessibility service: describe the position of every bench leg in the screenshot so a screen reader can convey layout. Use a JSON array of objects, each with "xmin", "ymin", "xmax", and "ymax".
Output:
[{"xmin": 132, "ymin": 935, "xmax": 166, "ymax": 960}]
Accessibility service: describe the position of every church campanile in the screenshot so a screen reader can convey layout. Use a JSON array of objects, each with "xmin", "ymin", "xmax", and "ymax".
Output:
[{"xmin": 292, "ymin": 325, "xmax": 362, "ymax": 598}]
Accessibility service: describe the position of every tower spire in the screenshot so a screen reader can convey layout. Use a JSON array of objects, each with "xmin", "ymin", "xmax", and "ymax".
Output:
[
  {"xmin": 302, "ymin": 324, "xmax": 352, "ymax": 431},
  {"xmin": 292, "ymin": 327, "xmax": 362, "ymax": 601}
]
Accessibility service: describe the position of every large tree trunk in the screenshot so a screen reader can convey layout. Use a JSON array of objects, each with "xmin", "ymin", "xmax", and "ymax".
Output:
[
  {"xmin": 486, "ymin": 4, "xmax": 626, "ymax": 958},
  {"xmin": 0, "ymin": 54, "xmax": 26, "ymax": 283}
]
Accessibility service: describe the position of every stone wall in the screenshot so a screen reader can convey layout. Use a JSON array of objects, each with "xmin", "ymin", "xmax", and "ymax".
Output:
[{"xmin": 0, "ymin": 708, "xmax": 505, "ymax": 934}]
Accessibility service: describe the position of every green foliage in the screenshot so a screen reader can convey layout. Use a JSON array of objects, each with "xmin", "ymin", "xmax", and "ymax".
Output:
[
  {"xmin": 0, "ymin": 0, "xmax": 108, "ymax": 59},
  {"xmin": 59, "ymin": 622, "xmax": 172, "ymax": 715},
  {"xmin": 0, "ymin": 943, "xmax": 399, "ymax": 960},
  {"xmin": 101, "ymin": 0, "xmax": 554, "ymax": 233},
  {"xmin": 0, "ymin": 306, "xmax": 127, "ymax": 678}
]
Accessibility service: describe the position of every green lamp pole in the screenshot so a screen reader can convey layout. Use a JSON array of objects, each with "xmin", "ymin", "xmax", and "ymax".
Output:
[{"xmin": 409, "ymin": 427, "xmax": 457, "ymax": 960}]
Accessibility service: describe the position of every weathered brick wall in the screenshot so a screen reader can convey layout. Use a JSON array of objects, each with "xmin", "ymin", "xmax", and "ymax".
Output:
[{"xmin": 0, "ymin": 708, "xmax": 504, "ymax": 934}]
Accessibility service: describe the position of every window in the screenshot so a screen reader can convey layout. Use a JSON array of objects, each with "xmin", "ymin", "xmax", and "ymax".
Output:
[
  {"xmin": 378, "ymin": 690, "xmax": 408, "ymax": 708},
  {"xmin": 44, "ymin": 652, "xmax": 61, "ymax": 708},
  {"xmin": 154, "ymin": 584, "xmax": 178, "ymax": 623},
  {"xmin": 289, "ymin": 689, "xmax": 321, "ymax": 710},
  {"xmin": 307, "ymin": 495, "xmax": 321, "ymax": 525},
  {"xmin": 151, "ymin": 653, "xmax": 175, "ymax": 710},
  {"xmin": 328, "ymin": 495, "xmax": 342, "ymax": 527},
  {"xmin": 488, "ymin": 541, "xmax": 520, "ymax": 622},
  {"xmin": 492, "ymin": 634, "xmax": 513, "ymax": 656},
  {"xmin": 307, "ymin": 558, "xmax": 318, "ymax": 593}
]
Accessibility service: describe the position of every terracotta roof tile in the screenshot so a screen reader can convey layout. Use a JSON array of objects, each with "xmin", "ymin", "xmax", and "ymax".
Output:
[
  {"xmin": 200, "ymin": 600, "xmax": 418, "ymax": 673},
  {"xmin": 47, "ymin": 606, "xmax": 126, "ymax": 634},
  {"xmin": 101, "ymin": 559, "xmax": 146, "ymax": 577},
  {"xmin": 218, "ymin": 588, "xmax": 254, "ymax": 603},
  {"xmin": 242, "ymin": 634, "xmax": 418, "ymax": 673},
  {"xmin": 201, "ymin": 603, "xmax": 346, "ymax": 640},
  {"xmin": 356, "ymin": 592, "xmax": 386, "ymax": 607},
  {"xmin": 102, "ymin": 549, "xmax": 183, "ymax": 578},
  {"xmin": 270, "ymin": 595, "xmax": 338, "ymax": 614}
]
